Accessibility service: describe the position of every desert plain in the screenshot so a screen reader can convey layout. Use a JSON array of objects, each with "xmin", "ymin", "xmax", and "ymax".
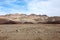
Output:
[{"xmin": 0, "ymin": 24, "xmax": 60, "ymax": 40}]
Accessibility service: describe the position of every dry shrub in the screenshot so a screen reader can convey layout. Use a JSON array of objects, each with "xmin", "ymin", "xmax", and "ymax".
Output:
[
  {"xmin": 0, "ymin": 36, "xmax": 8, "ymax": 40},
  {"xmin": 35, "ymin": 37, "xmax": 42, "ymax": 40},
  {"xmin": 23, "ymin": 22, "xmax": 34, "ymax": 24}
]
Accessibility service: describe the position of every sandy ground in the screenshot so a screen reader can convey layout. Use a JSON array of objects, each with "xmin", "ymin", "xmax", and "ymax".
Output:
[{"xmin": 0, "ymin": 24, "xmax": 60, "ymax": 40}]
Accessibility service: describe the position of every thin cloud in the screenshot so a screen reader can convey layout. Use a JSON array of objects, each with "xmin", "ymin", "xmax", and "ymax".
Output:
[
  {"xmin": 26, "ymin": 0, "xmax": 49, "ymax": 15},
  {"xmin": 47, "ymin": 0, "xmax": 60, "ymax": 16},
  {"xmin": 0, "ymin": 0, "xmax": 60, "ymax": 16}
]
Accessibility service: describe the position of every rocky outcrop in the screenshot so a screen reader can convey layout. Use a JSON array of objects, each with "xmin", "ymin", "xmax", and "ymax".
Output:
[
  {"xmin": 0, "ymin": 14, "xmax": 60, "ymax": 24},
  {"xmin": 0, "ymin": 18, "xmax": 16, "ymax": 24},
  {"xmin": 47, "ymin": 17, "xmax": 60, "ymax": 24},
  {"xmin": 3, "ymin": 14, "xmax": 48, "ymax": 24}
]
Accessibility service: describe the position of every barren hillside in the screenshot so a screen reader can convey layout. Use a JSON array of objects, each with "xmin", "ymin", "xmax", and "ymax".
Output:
[
  {"xmin": 0, "ymin": 13, "xmax": 60, "ymax": 24},
  {"xmin": 0, "ymin": 14, "xmax": 48, "ymax": 24}
]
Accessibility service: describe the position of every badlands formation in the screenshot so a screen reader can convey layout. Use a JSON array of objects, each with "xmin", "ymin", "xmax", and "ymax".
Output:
[{"xmin": 0, "ymin": 13, "xmax": 60, "ymax": 24}]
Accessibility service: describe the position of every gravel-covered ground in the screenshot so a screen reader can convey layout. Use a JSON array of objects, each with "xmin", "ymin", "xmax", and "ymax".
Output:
[{"xmin": 0, "ymin": 24, "xmax": 60, "ymax": 40}]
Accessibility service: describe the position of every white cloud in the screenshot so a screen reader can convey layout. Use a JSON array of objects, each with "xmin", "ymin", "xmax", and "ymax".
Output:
[
  {"xmin": 25, "ymin": 0, "xmax": 60, "ymax": 16},
  {"xmin": 26, "ymin": 0, "xmax": 50, "ymax": 15},
  {"xmin": 0, "ymin": 0, "xmax": 28, "ymax": 15},
  {"xmin": 47, "ymin": 0, "xmax": 60, "ymax": 16},
  {"xmin": 0, "ymin": 0, "xmax": 60, "ymax": 16}
]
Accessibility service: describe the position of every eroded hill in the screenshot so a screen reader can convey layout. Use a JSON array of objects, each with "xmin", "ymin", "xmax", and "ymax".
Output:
[{"xmin": 0, "ymin": 13, "xmax": 60, "ymax": 24}]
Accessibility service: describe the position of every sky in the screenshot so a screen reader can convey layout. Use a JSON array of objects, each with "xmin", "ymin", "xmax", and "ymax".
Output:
[{"xmin": 0, "ymin": 0, "xmax": 60, "ymax": 16}]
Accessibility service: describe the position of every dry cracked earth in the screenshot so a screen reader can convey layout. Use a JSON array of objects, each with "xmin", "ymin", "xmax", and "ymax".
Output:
[{"xmin": 0, "ymin": 24, "xmax": 60, "ymax": 40}]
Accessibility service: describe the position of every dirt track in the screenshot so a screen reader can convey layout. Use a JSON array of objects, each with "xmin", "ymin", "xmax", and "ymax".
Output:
[{"xmin": 0, "ymin": 24, "xmax": 60, "ymax": 40}]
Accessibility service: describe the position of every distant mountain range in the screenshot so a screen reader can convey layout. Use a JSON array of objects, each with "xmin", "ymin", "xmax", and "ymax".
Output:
[{"xmin": 0, "ymin": 13, "xmax": 60, "ymax": 24}]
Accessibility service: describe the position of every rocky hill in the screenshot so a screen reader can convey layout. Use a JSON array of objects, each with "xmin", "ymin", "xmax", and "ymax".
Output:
[{"xmin": 0, "ymin": 13, "xmax": 60, "ymax": 24}]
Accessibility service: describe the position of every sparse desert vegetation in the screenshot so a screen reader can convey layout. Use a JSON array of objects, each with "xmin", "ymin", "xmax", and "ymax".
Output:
[
  {"xmin": 0, "ymin": 14, "xmax": 60, "ymax": 40},
  {"xmin": 0, "ymin": 0, "xmax": 60, "ymax": 40},
  {"xmin": 0, "ymin": 24, "xmax": 60, "ymax": 40}
]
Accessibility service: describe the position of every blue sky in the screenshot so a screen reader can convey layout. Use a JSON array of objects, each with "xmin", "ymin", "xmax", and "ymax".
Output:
[{"xmin": 0, "ymin": 0, "xmax": 60, "ymax": 16}]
